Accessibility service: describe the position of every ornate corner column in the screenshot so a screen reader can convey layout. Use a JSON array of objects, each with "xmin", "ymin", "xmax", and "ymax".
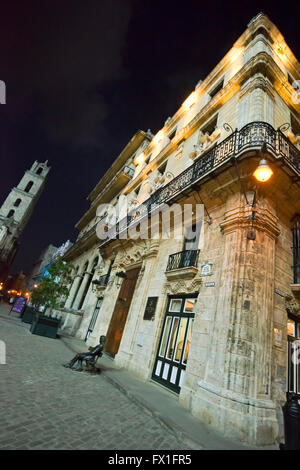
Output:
[{"xmin": 193, "ymin": 197, "xmax": 280, "ymax": 445}]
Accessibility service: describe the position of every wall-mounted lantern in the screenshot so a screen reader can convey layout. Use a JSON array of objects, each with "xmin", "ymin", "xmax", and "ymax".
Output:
[{"xmin": 116, "ymin": 271, "xmax": 127, "ymax": 287}]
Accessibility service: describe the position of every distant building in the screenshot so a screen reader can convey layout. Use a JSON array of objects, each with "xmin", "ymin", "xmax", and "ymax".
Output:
[
  {"xmin": 0, "ymin": 161, "xmax": 50, "ymax": 280},
  {"xmin": 27, "ymin": 240, "xmax": 73, "ymax": 289},
  {"xmin": 26, "ymin": 244, "xmax": 58, "ymax": 290},
  {"xmin": 6, "ymin": 271, "xmax": 27, "ymax": 297}
]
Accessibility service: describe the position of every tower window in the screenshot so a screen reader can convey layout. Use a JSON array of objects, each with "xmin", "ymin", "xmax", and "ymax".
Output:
[
  {"xmin": 14, "ymin": 199, "xmax": 21, "ymax": 207},
  {"xmin": 24, "ymin": 181, "xmax": 34, "ymax": 193},
  {"xmin": 7, "ymin": 210, "xmax": 15, "ymax": 218},
  {"xmin": 36, "ymin": 167, "xmax": 43, "ymax": 175}
]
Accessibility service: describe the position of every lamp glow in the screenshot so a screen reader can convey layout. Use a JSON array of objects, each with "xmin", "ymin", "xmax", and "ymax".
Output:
[{"xmin": 253, "ymin": 159, "xmax": 273, "ymax": 182}]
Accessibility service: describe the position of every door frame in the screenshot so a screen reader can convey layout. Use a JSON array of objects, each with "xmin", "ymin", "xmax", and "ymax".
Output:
[
  {"xmin": 105, "ymin": 266, "xmax": 141, "ymax": 358},
  {"xmin": 152, "ymin": 293, "xmax": 198, "ymax": 393}
]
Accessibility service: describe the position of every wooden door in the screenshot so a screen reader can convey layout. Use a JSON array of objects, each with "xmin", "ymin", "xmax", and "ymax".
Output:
[{"xmin": 105, "ymin": 267, "xmax": 140, "ymax": 357}]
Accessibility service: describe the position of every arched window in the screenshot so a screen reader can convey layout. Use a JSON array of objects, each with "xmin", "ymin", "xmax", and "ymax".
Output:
[
  {"xmin": 7, "ymin": 210, "xmax": 15, "ymax": 218},
  {"xmin": 78, "ymin": 257, "xmax": 99, "ymax": 310},
  {"xmin": 24, "ymin": 181, "xmax": 34, "ymax": 193},
  {"xmin": 36, "ymin": 167, "xmax": 43, "ymax": 175},
  {"xmin": 14, "ymin": 199, "xmax": 21, "ymax": 207}
]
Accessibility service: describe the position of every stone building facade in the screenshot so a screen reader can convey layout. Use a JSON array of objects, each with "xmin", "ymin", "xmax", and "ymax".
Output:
[
  {"xmin": 0, "ymin": 161, "xmax": 50, "ymax": 280},
  {"xmin": 58, "ymin": 13, "xmax": 300, "ymax": 445}
]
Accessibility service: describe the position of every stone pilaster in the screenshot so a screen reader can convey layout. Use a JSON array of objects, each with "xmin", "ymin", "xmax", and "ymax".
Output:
[
  {"xmin": 192, "ymin": 195, "xmax": 280, "ymax": 445},
  {"xmin": 64, "ymin": 275, "xmax": 83, "ymax": 309},
  {"xmin": 71, "ymin": 272, "xmax": 91, "ymax": 310}
]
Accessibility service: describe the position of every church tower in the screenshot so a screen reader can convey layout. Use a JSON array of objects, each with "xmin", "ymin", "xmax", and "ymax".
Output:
[{"xmin": 0, "ymin": 160, "xmax": 50, "ymax": 280}]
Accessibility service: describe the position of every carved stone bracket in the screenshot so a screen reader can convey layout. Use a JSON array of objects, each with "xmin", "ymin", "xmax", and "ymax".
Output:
[
  {"xmin": 285, "ymin": 294, "xmax": 300, "ymax": 317},
  {"xmin": 162, "ymin": 276, "xmax": 202, "ymax": 295}
]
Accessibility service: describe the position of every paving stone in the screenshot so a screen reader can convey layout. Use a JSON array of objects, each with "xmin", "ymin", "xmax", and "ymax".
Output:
[{"xmin": 0, "ymin": 311, "xmax": 187, "ymax": 450}]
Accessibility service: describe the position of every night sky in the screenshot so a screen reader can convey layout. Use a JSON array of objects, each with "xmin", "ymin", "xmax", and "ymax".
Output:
[{"xmin": 0, "ymin": 0, "xmax": 299, "ymax": 275}]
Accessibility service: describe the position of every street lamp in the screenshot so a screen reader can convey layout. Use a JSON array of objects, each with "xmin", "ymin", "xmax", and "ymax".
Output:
[{"xmin": 253, "ymin": 143, "xmax": 273, "ymax": 182}]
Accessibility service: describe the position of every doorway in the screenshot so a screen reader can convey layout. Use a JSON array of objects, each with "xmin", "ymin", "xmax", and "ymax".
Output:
[
  {"xmin": 105, "ymin": 267, "xmax": 141, "ymax": 357},
  {"xmin": 152, "ymin": 294, "xmax": 197, "ymax": 393}
]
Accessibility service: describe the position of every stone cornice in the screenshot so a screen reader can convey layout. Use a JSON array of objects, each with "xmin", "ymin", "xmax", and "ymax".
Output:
[
  {"xmin": 124, "ymin": 51, "xmax": 299, "ymax": 196},
  {"xmin": 239, "ymin": 74, "xmax": 275, "ymax": 101}
]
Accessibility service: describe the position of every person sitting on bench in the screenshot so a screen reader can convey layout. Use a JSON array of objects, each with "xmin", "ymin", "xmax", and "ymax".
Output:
[{"xmin": 63, "ymin": 335, "xmax": 106, "ymax": 371}]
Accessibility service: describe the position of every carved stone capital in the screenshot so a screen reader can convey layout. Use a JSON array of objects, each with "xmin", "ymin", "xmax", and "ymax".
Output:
[{"xmin": 220, "ymin": 204, "xmax": 280, "ymax": 240}]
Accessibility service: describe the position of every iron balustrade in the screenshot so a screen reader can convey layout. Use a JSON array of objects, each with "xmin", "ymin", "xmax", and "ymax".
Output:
[
  {"xmin": 90, "ymin": 121, "xmax": 300, "ymax": 246},
  {"xmin": 166, "ymin": 249, "xmax": 200, "ymax": 271}
]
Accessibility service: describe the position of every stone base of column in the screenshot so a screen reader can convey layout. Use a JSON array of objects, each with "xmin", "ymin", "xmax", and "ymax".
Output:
[{"xmin": 188, "ymin": 380, "xmax": 279, "ymax": 446}]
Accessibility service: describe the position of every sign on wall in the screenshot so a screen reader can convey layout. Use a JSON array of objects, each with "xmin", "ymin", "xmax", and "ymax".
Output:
[{"xmin": 143, "ymin": 297, "xmax": 158, "ymax": 321}]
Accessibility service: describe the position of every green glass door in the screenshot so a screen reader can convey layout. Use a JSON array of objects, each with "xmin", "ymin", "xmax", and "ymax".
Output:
[{"xmin": 152, "ymin": 295, "xmax": 197, "ymax": 393}]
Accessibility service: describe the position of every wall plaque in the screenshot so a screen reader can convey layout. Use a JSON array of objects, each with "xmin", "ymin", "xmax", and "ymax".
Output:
[
  {"xmin": 200, "ymin": 263, "xmax": 213, "ymax": 276},
  {"xmin": 143, "ymin": 297, "xmax": 158, "ymax": 320}
]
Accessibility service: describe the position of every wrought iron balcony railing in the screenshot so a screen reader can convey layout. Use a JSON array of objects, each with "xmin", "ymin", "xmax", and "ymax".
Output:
[
  {"xmin": 98, "ymin": 121, "xmax": 300, "ymax": 247},
  {"xmin": 166, "ymin": 250, "xmax": 200, "ymax": 271}
]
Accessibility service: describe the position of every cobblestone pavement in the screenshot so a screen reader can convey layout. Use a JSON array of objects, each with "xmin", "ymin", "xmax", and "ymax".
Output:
[{"xmin": 0, "ymin": 309, "xmax": 188, "ymax": 450}]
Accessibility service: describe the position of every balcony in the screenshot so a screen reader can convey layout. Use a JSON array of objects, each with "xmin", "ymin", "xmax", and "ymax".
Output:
[
  {"xmin": 165, "ymin": 249, "xmax": 200, "ymax": 280},
  {"xmin": 98, "ymin": 121, "xmax": 300, "ymax": 248}
]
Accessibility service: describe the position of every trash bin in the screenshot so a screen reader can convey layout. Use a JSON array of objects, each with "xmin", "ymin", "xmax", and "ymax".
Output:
[
  {"xmin": 281, "ymin": 392, "xmax": 300, "ymax": 450},
  {"xmin": 30, "ymin": 314, "xmax": 61, "ymax": 339},
  {"xmin": 21, "ymin": 306, "xmax": 37, "ymax": 324}
]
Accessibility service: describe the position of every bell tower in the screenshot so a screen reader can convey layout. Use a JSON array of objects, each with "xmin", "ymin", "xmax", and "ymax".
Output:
[{"xmin": 0, "ymin": 160, "xmax": 50, "ymax": 280}]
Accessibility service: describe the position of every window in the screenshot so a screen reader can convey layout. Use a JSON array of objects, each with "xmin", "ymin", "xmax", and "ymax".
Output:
[
  {"xmin": 14, "ymin": 199, "xmax": 21, "ymax": 207},
  {"xmin": 36, "ymin": 167, "xmax": 43, "ymax": 175},
  {"xmin": 24, "ymin": 181, "xmax": 33, "ymax": 193},
  {"xmin": 183, "ymin": 224, "xmax": 201, "ymax": 251},
  {"xmin": 157, "ymin": 161, "xmax": 167, "ymax": 175},
  {"xmin": 201, "ymin": 116, "xmax": 218, "ymax": 136},
  {"xmin": 288, "ymin": 74, "xmax": 295, "ymax": 87},
  {"xmin": 168, "ymin": 128, "xmax": 177, "ymax": 141},
  {"xmin": 291, "ymin": 114, "xmax": 300, "ymax": 136},
  {"xmin": 209, "ymin": 79, "xmax": 224, "ymax": 99},
  {"xmin": 134, "ymin": 185, "xmax": 141, "ymax": 197},
  {"xmin": 144, "ymin": 154, "xmax": 151, "ymax": 166},
  {"xmin": 7, "ymin": 210, "xmax": 14, "ymax": 218}
]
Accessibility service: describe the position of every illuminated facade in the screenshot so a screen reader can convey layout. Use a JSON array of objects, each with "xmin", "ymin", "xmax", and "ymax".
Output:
[
  {"xmin": 57, "ymin": 13, "xmax": 300, "ymax": 445},
  {"xmin": 0, "ymin": 161, "xmax": 50, "ymax": 280}
]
